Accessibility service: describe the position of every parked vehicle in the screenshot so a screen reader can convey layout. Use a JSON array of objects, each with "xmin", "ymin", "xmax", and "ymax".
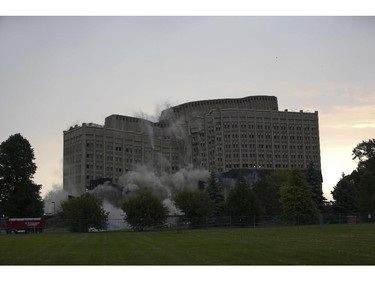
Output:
[{"xmin": 0, "ymin": 217, "xmax": 45, "ymax": 234}]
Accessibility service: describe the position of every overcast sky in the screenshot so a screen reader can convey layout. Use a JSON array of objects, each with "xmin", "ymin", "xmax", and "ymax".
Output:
[{"xmin": 1, "ymin": 16, "xmax": 374, "ymax": 199}]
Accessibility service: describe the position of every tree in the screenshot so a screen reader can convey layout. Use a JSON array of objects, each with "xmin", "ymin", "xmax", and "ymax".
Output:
[
  {"xmin": 121, "ymin": 189, "xmax": 168, "ymax": 231},
  {"xmin": 331, "ymin": 172, "xmax": 358, "ymax": 214},
  {"xmin": 225, "ymin": 177, "xmax": 259, "ymax": 217},
  {"xmin": 352, "ymin": 140, "xmax": 375, "ymax": 220},
  {"xmin": 206, "ymin": 172, "xmax": 225, "ymax": 217},
  {"xmin": 354, "ymin": 155, "xmax": 375, "ymax": 220},
  {"xmin": 253, "ymin": 170, "xmax": 289, "ymax": 217},
  {"xmin": 305, "ymin": 162, "xmax": 326, "ymax": 211},
  {"xmin": 58, "ymin": 193, "xmax": 108, "ymax": 232},
  {"xmin": 331, "ymin": 139, "xmax": 375, "ymax": 220},
  {"xmin": 356, "ymin": 165, "xmax": 375, "ymax": 219},
  {"xmin": 174, "ymin": 189, "xmax": 212, "ymax": 226},
  {"xmin": 0, "ymin": 134, "xmax": 43, "ymax": 217},
  {"xmin": 280, "ymin": 169, "xmax": 319, "ymax": 225},
  {"xmin": 352, "ymin": 138, "xmax": 375, "ymax": 166}
]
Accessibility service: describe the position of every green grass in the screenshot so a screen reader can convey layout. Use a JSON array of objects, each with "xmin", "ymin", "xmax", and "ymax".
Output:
[{"xmin": 1, "ymin": 224, "xmax": 375, "ymax": 265}]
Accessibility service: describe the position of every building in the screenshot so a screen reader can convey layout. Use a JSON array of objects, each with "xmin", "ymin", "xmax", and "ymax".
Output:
[{"xmin": 63, "ymin": 95, "xmax": 321, "ymax": 195}]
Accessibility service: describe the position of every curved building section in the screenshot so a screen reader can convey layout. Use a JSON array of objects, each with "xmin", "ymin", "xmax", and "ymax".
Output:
[{"xmin": 160, "ymin": 95, "xmax": 278, "ymax": 121}]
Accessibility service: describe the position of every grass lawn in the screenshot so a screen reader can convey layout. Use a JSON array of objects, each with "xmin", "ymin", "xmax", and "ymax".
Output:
[{"xmin": 1, "ymin": 224, "xmax": 375, "ymax": 265}]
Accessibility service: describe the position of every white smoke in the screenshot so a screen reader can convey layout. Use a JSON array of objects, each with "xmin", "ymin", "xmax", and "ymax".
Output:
[
  {"xmin": 118, "ymin": 164, "xmax": 209, "ymax": 215},
  {"xmin": 174, "ymin": 165, "xmax": 210, "ymax": 190},
  {"xmin": 88, "ymin": 182, "xmax": 128, "ymax": 229},
  {"xmin": 160, "ymin": 108, "xmax": 193, "ymax": 166},
  {"xmin": 84, "ymin": 163, "xmax": 208, "ymax": 219},
  {"xmin": 166, "ymin": 118, "xmax": 187, "ymax": 141},
  {"xmin": 162, "ymin": 198, "xmax": 183, "ymax": 216},
  {"xmin": 88, "ymin": 181, "xmax": 122, "ymax": 207},
  {"xmin": 45, "ymin": 164, "xmax": 208, "ymax": 229},
  {"xmin": 119, "ymin": 164, "xmax": 209, "ymax": 195},
  {"xmin": 133, "ymin": 111, "xmax": 156, "ymax": 150},
  {"xmin": 43, "ymin": 186, "xmax": 69, "ymax": 215},
  {"xmin": 119, "ymin": 165, "xmax": 172, "ymax": 199},
  {"xmin": 102, "ymin": 199, "xmax": 130, "ymax": 230},
  {"xmin": 133, "ymin": 109, "xmax": 160, "ymax": 123}
]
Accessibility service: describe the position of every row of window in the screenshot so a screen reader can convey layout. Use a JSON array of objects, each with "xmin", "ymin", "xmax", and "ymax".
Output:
[
  {"xmin": 221, "ymin": 163, "xmax": 311, "ymax": 170},
  {"xmin": 220, "ymin": 123, "xmax": 318, "ymax": 131}
]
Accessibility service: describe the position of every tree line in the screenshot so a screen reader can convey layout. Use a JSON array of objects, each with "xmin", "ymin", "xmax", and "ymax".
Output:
[
  {"xmin": 330, "ymin": 139, "xmax": 375, "ymax": 220},
  {"xmin": 1, "ymin": 133, "xmax": 374, "ymax": 232},
  {"xmin": 60, "ymin": 164, "xmax": 324, "ymax": 232},
  {"xmin": 59, "ymin": 139, "xmax": 374, "ymax": 231}
]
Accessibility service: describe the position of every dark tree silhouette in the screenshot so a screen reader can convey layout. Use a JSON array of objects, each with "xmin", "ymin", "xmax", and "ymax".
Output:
[
  {"xmin": 122, "ymin": 189, "xmax": 168, "ymax": 231},
  {"xmin": 305, "ymin": 162, "xmax": 326, "ymax": 211},
  {"xmin": 352, "ymin": 138, "xmax": 375, "ymax": 166},
  {"xmin": 331, "ymin": 172, "xmax": 358, "ymax": 214},
  {"xmin": 331, "ymin": 139, "xmax": 375, "ymax": 220},
  {"xmin": 206, "ymin": 171, "xmax": 225, "ymax": 217},
  {"xmin": 253, "ymin": 170, "xmax": 289, "ymax": 216},
  {"xmin": 280, "ymin": 169, "xmax": 319, "ymax": 225},
  {"xmin": 225, "ymin": 176, "xmax": 259, "ymax": 217},
  {"xmin": 58, "ymin": 193, "xmax": 108, "ymax": 232},
  {"xmin": 0, "ymin": 134, "xmax": 43, "ymax": 217},
  {"xmin": 174, "ymin": 188, "xmax": 212, "ymax": 226}
]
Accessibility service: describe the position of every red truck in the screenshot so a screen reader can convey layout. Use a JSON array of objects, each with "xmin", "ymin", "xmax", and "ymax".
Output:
[{"xmin": 0, "ymin": 217, "xmax": 45, "ymax": 234}]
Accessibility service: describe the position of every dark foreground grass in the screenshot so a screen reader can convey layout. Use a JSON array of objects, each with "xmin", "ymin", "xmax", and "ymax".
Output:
[{"xmin": 1, "ymin": 224, "xmax": 375, "ymax": 265}]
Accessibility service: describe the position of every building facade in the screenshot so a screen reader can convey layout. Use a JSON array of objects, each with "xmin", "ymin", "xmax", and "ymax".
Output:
[{"xmin": 63, "ymin": 96, "xmax": 321, "ymax": 195}]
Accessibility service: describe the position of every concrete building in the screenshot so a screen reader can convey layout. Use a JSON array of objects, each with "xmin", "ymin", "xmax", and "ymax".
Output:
[{"xmin": 63, "ymin": 95, "xmax": 321, "ymax": 195}]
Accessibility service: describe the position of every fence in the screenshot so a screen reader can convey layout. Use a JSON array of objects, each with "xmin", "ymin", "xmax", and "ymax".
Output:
[{"xmin": 42, "ymin": 213, "xmax": 371, "ymax": 233}]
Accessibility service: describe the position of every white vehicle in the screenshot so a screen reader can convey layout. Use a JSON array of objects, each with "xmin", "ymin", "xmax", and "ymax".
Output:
[{"xmin": 88, "ymin": 227, "xmax": 99, "ymax": 232}]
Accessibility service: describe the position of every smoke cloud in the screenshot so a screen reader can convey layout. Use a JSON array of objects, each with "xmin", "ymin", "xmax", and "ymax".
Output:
[
  {"xmin": 102, "ymin": 199, "xmax": 129, "ymax": 230},
  {"xmin": 162, "ymin": 198, "xmax": 183, "ymax": 216},
  {"xmin": 89, "ymin": 181, "xmax": 122, "ymax": 207},
  {"xmin": 43, "ymin": 162, "xmax": 208, "ymax": 227},
  {"xmin": 86, "ymin": 164, "xmax": 209, "ymax": 216},
  {"xmin": 120, "ymin": 164, "xmax": 209, "ymax": 214},
  {"xmin": 43, "ymin": 186, "xmax": 69, "ymax": 215}
]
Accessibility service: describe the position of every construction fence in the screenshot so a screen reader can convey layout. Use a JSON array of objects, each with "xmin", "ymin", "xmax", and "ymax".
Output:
[{"xmin": 43, "ymin": 212, "xmax": 373, "ymax": 232}]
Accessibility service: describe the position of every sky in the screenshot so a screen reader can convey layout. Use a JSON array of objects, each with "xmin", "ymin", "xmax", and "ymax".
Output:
[{"xmin": 1, "ymin": 16, "xmax": 374, "ymax": 201}]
